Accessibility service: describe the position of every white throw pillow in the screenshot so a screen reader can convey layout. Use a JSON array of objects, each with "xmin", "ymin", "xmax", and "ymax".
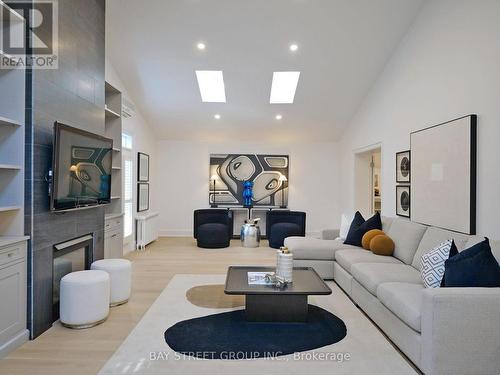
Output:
[
  {"xmin": 420, "ymin": 239, "xmax": 453, "ymax": 288},
  {"xmin": 339, "ymin": 214, "xmax": 354, "ymax": 241}
]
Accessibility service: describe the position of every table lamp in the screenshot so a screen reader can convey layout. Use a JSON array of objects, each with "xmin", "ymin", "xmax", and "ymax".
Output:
[
  {"xmin": 279, "ymin": 174, "xmax": 287, "ymax": 208},
  {"xmin": 210, "ymin": 174, "xmax": 218, "ymax": 207}
]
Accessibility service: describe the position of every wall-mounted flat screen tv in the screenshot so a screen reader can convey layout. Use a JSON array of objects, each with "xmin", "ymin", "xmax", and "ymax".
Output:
[{"xmin": 51, "ymin": 122, "xmax": 113, "ymax": 211}]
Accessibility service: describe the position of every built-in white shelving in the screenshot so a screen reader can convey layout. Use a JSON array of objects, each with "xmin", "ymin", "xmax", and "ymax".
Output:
[
  {"xmin": 0, "ymin": 1, "xmax": 29, "ymax": 358},
  {"xmin": 0, "ymin": 115, "xmax": 21, "ymax": 127},
  {"xmin": 105, "ymin": 106, "xmax": 121, "ymax": 119},
  {"xmin": 0, "ymin": 1, "xmax": 26, "ymax": 237},
  {"xmin": 0, "ymin": 206, "xmax": 22, "ymax": 212},
  {"xmin": 0, "ymin": 164, "xmax": 22, "ymax": 170},
  {"xmin": 105, "ymin": 81, "xmax": 123, "ymax": 216}
]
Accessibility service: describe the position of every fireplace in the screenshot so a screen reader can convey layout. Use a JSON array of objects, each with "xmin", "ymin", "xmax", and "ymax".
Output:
[{"xmin": 52, "ymin": 234, "xmax": 95, "ymax": 321}]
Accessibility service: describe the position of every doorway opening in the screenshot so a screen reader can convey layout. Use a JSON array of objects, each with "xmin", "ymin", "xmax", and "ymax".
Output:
[{"xmin": 354, "ymin": 145, "xmax": 382, "ymax": 217}]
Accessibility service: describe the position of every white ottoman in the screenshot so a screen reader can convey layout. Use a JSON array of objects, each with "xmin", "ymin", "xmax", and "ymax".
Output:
[
  {"xmin": 91, "ymin": 259, "xmax": 132, "ymax": 306},
  {"xmin": 60, "ymin": 270, "xmax": 110, "ymax": 329}
]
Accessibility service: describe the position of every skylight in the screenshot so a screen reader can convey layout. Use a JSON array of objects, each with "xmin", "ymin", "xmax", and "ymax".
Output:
[
  {"xmin": 195, "ymin": 70, "xmax": 226, "ymax": 103},
  {"xmin": 270, "ymin": 72, "xmax": 300, "ymax": 104}
]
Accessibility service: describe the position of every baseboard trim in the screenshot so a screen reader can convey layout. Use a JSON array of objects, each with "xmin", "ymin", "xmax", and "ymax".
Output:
[
  {"xmin": 0, "ymin": 329, "xmax": 29, "ymax": 359},
  {"xmin": 158, "ymin": 230, "xmax": 192, "ymax": 237},
  {"xmin": 158, "ymin": 230, "xmax": 321, "ymax": 238}
]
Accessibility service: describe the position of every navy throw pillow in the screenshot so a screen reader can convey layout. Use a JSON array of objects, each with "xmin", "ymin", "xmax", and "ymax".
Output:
[
  {"xmin": 440, "ymin": 240, "xmax": 459, "ymax": 287},
  {"xmin": 344, "ymin": 211, "xmax": 382, "ymax": 247},
  {"xmin": 442, "ymin": 238, "xmax": 500, "ymax": 287}
]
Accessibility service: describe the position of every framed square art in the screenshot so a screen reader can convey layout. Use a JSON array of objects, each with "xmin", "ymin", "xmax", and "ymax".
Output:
[
  {"xmin": 396, "ymin": 150, "xmax": 411, "ymax": 183},
  {"xmin": 138, "ymin": 152, "xmax": 150, "ymax": 182},
  {"xmin": 396, "ymin": 185, "xmax": 410, "ymax": 218},
  {"xmin": 137, "ymin": 183, "xmax": 149, "ymax": 212}
]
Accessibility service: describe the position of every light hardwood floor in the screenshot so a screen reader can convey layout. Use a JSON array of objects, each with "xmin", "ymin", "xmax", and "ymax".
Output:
[{"xmin": 0, "ymin": 237, "xmax": 276, "ymax": 375}]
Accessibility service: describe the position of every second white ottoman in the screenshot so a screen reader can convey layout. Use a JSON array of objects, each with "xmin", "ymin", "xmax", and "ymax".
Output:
[
  {"xmin": 60, "ymin": 270, "xmax": 110, "ymax": 329},
  {"xmin": 91, "ymin": 259, "xmax": 132, "ymax": 306}
]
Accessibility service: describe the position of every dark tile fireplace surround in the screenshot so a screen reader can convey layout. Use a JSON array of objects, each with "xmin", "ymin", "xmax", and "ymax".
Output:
[
  {"xmin": 24, "ymin": 0, "xmax": 106, "ymax": 338},
  {"xmin": 52, "ymin": 234, "xmax": 95, "ymax": 322}
]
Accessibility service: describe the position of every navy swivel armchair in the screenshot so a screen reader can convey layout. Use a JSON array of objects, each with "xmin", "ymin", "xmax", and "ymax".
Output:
[
  {"xmin": 266, "ymin": 211, "xmax": 306, "ymax": 249},
  {"xmin": 194, "ymin": 209, "xmax": 233, "ymax": 248}
]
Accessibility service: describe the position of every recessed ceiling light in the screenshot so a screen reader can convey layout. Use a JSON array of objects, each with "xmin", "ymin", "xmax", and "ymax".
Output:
[
  {"xmin": 214, "ymin": 114, "xmax": 221, "ymax": 119},
  {"xmin": 289, "ymin": 43, "xmax": 298, "ymax": 52},
  {"xmin": 196, "ymin": 42, "xmax": 206, "ymax": 50},
  {"xmin": 275, "ymin": 114, "xmax": 283, "ymax": 120},
  {"xmin": 195, "ymin": 70, "xmax": 226, "ymax": 103},
  {"xmin": 270, "ymin": 71, "xmax": 300, "ymax": 104}
]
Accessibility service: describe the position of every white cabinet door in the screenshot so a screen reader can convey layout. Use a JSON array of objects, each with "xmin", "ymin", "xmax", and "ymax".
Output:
[
  {"xmin": 0, "ymin": 261, "xmax": 26, "ymax": 347},
  {"xmin": 104, "ymin": 229, "xmax": 122, "ymax": 259}
]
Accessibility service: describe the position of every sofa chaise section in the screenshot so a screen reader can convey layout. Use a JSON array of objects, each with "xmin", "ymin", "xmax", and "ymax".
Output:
[
  {"xmin": 287, "ymin": 216, "xmax": 500, "ymax": 375},
  {"xmin": 285, "ymin": 231, "xmax": 359, "ymax": 278}
]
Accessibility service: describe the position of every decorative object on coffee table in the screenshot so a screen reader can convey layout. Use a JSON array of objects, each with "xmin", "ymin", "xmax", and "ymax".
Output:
[
  {"xmin": 396, "ymin": 150, "xmax": 410, "ymax": 183},
  {"xmin": 137, "ymin": 152, "xmax": 149, "ymax": 182},
  {"xmin": 224, "ymin": 266, "xmax": 331, "ymax": 322},
  {"xmin": 396, "ymin": 185, "xmax": 410, "ymax": 218},
  {"xmin": 276, "ymin": 246, "xmax": 293, "ymax": 282}
]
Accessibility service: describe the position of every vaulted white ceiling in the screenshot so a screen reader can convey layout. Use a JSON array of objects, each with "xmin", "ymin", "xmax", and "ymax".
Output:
[{"xmin": 106, "ymin": 0, "xmax": 423, "ymax": 142}]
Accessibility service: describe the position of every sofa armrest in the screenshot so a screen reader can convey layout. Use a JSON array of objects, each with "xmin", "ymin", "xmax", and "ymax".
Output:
[
  {"xmin": 421, "ymin": 287, "xmax": 500, "ymax": 375},
  {"xmin": 321, "ymin": 229, "xmax": 340, "ymax": 240}
]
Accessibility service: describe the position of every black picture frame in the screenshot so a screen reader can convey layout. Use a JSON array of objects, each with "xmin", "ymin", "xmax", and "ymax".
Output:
[
  {"xmin": 138, "ymin": 152, "xmax": 150, "ymax": 182},
  {"xmin": 396, "ymin": 150, "xmax": 411, "ymax": 183},
  {"xmin": 396, "ymin": 185, "xmax": 411, "ymax": 218},
  {"xmin": 137, "ymin": 183, "xmax": 149, "ymax": 212}
]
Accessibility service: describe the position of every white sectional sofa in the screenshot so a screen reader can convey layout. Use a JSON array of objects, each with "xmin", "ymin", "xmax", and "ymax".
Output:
[{"xmin": 284, "ymin": 217, "xmax": 500, "ymax": 375}]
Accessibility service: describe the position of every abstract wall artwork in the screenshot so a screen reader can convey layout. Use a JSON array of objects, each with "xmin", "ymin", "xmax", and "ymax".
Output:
[
  {"xmin": 209, "ymin": 154, "xmax": 289, "ymax": 207},
  {"xmin": 396, "ymin": 185, "xmax": 410, "ymax": 218},
  {"xmin": 410, "ymin": 115, "xmax": 477, "ymax": 234}
]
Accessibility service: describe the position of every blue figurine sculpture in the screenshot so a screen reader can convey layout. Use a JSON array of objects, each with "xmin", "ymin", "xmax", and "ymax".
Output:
[{"xmin": 242, "ymin": 181, "xmax": 254, "ymax": 207}]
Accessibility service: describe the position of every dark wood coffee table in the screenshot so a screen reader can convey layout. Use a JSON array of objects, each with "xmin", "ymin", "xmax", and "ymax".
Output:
[{"xmin": 224, "ymin": 266, "xmax": 331, "ymax": 322}]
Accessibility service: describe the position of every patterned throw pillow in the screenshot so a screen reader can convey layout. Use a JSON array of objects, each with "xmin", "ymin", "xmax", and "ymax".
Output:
[{"xmin": 420, "ymin": 239, "xmax": 453, "ymax": 288}]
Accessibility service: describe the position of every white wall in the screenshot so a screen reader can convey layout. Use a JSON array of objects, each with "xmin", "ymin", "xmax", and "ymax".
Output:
[
  {"xmin": 105, "ymin": 59, "xmax": 158, "ymax": 252},
  {"xmin": 156, "ymin": 140, "xmax": 339, "ymax": 237},
  {"xmin": 339, "ymin": 0, "xmax": 500, "ymax": 238}
]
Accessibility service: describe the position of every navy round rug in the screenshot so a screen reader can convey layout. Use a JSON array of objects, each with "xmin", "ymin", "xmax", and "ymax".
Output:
[{"xmin": 164, "ymin": 304, "xmax": 347, "ymax": 360}]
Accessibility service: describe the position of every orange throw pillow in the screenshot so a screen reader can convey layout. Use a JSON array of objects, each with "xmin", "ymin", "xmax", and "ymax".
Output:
[
  {"xmin": 370, "ymin": 234, "xmax": 395, "ymax": 256},
  {"xmin": 361, "ymin": 229, "xmax": 385, "ymax": 250}
]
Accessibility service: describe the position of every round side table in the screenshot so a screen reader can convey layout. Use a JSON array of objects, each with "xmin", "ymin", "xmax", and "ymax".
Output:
[{"xmin": 240, "ymin": 223, "xmax": 261, "ymax": 247}]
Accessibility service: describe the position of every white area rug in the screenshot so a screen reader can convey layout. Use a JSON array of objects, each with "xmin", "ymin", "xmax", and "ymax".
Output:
[{"xmin": 98, "ymin": 275, "xmax": 417, "ymax": 375}]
